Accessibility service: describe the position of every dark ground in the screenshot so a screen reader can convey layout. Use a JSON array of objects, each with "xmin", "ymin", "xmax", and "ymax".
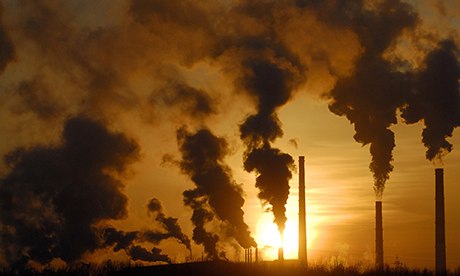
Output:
[
  {"xmin": 1, "ymin": 260, "xmax": 454, "ymax": 276},
  {"xmin": 112, "ymin": 261, "xmax": 440, "ymax": 276}
]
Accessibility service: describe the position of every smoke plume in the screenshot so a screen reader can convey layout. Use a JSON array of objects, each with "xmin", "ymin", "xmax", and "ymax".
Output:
[
  {"xmin": 101, "ymin": 227, "xmax": 171, "ymax": 264},
  {"xmin": 183, "ymin": 190, "xmax": 219, "ymax": 260},
  {"xmin": 177, "ymin": 127, "xmax": 256, "ymax": 259},
  {"xmin": 0, "ymin": 116, "xmax": 140, "ymax": 267},
  {"xmin": 230, "ymin": 1, "xmax": 304, "ymax": 237},
  {"xmin": 243, "ymin": 146, "xmax": 294, "ymax": 234},
  {"xmin": 128, "ymin": 246, "xmax": 171, "ymax": 264},
  {"xmin": 402, "ymin": 39, "xmax": 460, "ymax": 161},
  {"xmin": 326, "ymin": 0, "xmax": 417, "ymax": 196},
  {"xmin": 238, "ymin": 59, "xmax": 298, "ymax": 235},
  {"xmin": 146, "ymin": 198, "xmax": 191, "ymax": 251}
]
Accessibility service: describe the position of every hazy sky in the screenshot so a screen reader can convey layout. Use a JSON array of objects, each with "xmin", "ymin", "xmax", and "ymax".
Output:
[{"xmin": 0, "ymin": 0, "xmax": 460, "ymax": 270}]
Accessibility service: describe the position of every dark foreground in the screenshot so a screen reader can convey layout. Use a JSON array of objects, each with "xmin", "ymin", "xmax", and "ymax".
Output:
[
  {"xmin": 1, "ymin": 261, "xmax": 456, "ymax": 276},
  {"xmin": 113, "ymin": 261, "xmax": 448, "ymax": 276}
]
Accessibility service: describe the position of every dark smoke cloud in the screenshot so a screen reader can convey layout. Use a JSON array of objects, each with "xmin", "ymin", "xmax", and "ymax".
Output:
[
  {"xmin": 177, "ymin": 127, "xmax": 256, "ymax": 258},
  {"xmin": 402, "ymin": 39, "xmax": 460, "ymax": 161},
  {"xmin": 152, "ymin": 80, "xmax": 216, "ymax": 120},
  {"xmin": 324, "ymin": 0, "xmax": 418, "ymax": 196},
  {"xmin": 229, "ymin": 1, "xmax": 305, "ymax": 237},
  {"xmin": 128, "ymin": 246, "xmax": 171, "ymax": 264},
  {"xmin": 0, "ymin": 116, "xmax": 140, "ymax": 267},
  {"xmin": 11, "ymin": 77, "xmax": 63, "ymax": 121},
  {"xmin": 146, "ymin": 198, "xmax": 191, "ymax": 251},
  {"xmin": 0, "ymin": 4, "xmax": 14, "ymax": 72},
  {"xmin": 129, "ymin": 0, "xmax": 218, "ymax": 65},
  {"xmin": 244, "ymin": 146, "xmax": 294, "ymax": 233},
  {"xmin": 183, "ymin": 190, "xmax": 219, "ymax": 260},
  {"xmin": 101, "ymin": 227, "xmax": 171, "ymax": 264},
  {"xmin": 102, "ymin": 227, "xmax": 138, "ymax": 253},
  {"xmin": 101, "ymin": 197, "xmax": 192, "ymax": 258}
]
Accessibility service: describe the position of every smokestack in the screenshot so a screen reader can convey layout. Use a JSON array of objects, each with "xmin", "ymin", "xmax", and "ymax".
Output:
[
  {"xmin": 245, "ymin": 248, "xmax": 247, "ymax": 263},
  {"xmin": 375, "ymin": 201, "xmax": 384, "ymax": 270},
  {"xmin": 435, "ymin": 168, "xmax": 446, "ymax": 274},
  {"xmin": 298, "ymin": 156, "xmax": 307, "ymax": 266},
  {"xmin": 278, "ymin": 247, "xmax": 284, "ymax": 261}
]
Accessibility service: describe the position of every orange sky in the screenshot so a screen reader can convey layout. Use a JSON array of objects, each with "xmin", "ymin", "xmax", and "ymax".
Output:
[{"xmin": 1, "ymin": 0, "xmax": 460, "ymax": 270}]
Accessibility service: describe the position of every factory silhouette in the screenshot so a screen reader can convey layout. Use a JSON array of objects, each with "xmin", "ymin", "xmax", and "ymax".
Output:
[{"xmin": 242, "ymin": 156, "xmax": 448, "ymax": 275}]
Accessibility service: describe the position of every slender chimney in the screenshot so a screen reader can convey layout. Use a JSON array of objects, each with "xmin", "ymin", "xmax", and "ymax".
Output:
[
  {"xmin": 255, "ymin": 247, "xmax": 258, "ymax": 263},
  {"xmin": 435, "ymin": 168, "xmax": 446, "ymax": 274},
  {"xmin": 375, "ymin": 201, "xmax": 384, "ymax": 270},
  {"xmin": 298, "ymin": 156, "xmax": 307, "ymax": 266},
  {"xmin": 245, "ymin": 248, "xmax": 248, "ymax": 263},
  {"xmin": 278, "ymin": 247, "xmax": 284, "ymax": 261}
]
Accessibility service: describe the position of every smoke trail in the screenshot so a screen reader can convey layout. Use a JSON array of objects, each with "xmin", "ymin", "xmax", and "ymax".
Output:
[
  {"xmin": 238, "ymin": 59, "xmax": 298, "ymax": 235},
  {"xmin": 0, "ymin": 116, "xmax": 140, "ymax": 267},
  {"xmin": 153, "ymin": 80, "xmax": 216, "ymax": 120},
  {"xmin": 402, "ymin": 39, "xmax": 460, "ymax": 161},
  {"xmin": 183, "ymin": 190, "xmax": 219, "ymax": 260},
  {"xmin": 101, "ymin": 228, "xmax": 171, "ymax": 264},
  {"xmin": 128, "ymin": 246, "xmax": 171, "ymax": 264},
  {"xmin": 243, "ymin": 145, "xmax": 294, "ymax": 233},
  {"xmin": 177, "ymin": 127, "xmax": 256, "ymax": 258},
  {"xmin": 325, "ymin": 0, "xmax": 417, "ymax": 196},
  {"xmin": 102, "ymin": 227, "xmax": 138, "ymax": 252},
  {"xmin": 146, "ymin": 198, "xmax": 191, "ymax": 251}
]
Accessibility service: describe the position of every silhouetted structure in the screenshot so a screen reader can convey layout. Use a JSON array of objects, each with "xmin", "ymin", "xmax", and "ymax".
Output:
[
  {"xmin": 278, "ymin": 247, "xmax": 284, "ymax": 261},
  {"xmin": 375, "ymin": 201, "xmax": 384, "ymax": 270},
  {"xmin": 435, "ymin": 168, "xmax": 446, "ymax": 274},
  {"xmin": 298, "ymin": 156, "xmax": 307, "ymax": 266},
  {"xmin": 244, "ymin": 247, "xmax": 258, "ymax": 263}
]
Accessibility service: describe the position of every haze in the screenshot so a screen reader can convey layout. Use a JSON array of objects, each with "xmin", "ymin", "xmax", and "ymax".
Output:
[{"xmin": 0, "ymin": 0, "xmax": 460, "ymax": 271}]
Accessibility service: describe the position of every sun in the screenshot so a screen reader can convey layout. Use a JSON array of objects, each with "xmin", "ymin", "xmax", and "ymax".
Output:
[{"xmin": 254, "ymin": 210, "xmax": 318, "ymax": 261}]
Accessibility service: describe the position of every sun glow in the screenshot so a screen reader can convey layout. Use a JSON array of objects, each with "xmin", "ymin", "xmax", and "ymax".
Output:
[
  {"xmin": 254, "ymin": 196, "xmax": 320, "ymax": 261},
  {"xmin": 254, "ymin": 211, "xmax": 318, "ymax": 261}
]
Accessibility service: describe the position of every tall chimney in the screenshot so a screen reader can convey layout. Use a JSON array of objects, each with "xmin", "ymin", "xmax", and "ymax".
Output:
[
  {"xmin": 375, "ymin": 201, "xmax": 384, "ymax": 270},
  {"xmin": 278, "ymin": 247, "xmax": 284, "ymax": 261},
  {"xmin": 298, "ymin": 156, "xmax": 307, "ymax": 266},
  {"xmin": 435, "ymin": 168, "xmax": 446, "ymax": 274}
]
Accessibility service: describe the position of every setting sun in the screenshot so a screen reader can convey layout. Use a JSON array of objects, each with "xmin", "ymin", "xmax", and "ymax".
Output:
[{"xmin": 254, "ymin": 195, "xmax": 319, "ymax": 261}]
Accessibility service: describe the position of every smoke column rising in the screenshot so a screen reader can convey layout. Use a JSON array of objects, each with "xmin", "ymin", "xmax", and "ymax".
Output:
[
  {"xmin": 402, "ymin": 39, "xmax": 460, "ymax": 161},
  {"xmin": 326, "ymin": 0, "xmax": 417, "ymax": 196},
  {"xmin": 177, "ymin": 127, "xmax": 256, "ymax": 259}
]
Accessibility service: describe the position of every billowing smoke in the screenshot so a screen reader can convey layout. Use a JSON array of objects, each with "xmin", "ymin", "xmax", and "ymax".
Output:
[
  {"xmin": 402, "ymin": 39, "xmax": 460, "ymax": 161},
  {"xmin": 177, "ymin": 127, "xmax": 256, "ymax": 259},
  {"xmin": 233, "ymin": 1, "xmax": 303, "ymax": 237},
  {"xmin": 0, "ymin": 116, "xmax": 140, "ymax": 267},
  {"xmin": 0, "ymin": 3, "xmax": 14, "ymax": 72},
  {"xmin": 183, "ymin": 190, "xmax": 219, "ymax": 260},
  {"xmin": 153, "ymin": 80, "xmax": 216, "ymax": 120},
  {"xmin": 237, "ymin": 56, "xmax": 298, "ymax": 234},
  {"xmin": 101, "ymin": 197, "xmax": 191, "ymax": 262},
  {"xmin": 325, "ymin": 0, "xmax": 417, "ymax": 197},
  {"xmin": 101, "ymin": 227, "xmax": 171, "ymax": 264},
  {"xmin": 146, "ymin": 198, "xmax": 191, "ymax": 251},
  {"xmin": 243, "ymin": 146, "xmax": 294, "ymax": 234},
  {"xmin": 128, "ymin": 246, "xmax": 170, "ymax": 264},
  {"xmin": 13, "ymin": 77, "xmax": 63, "ymax": 121}
]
